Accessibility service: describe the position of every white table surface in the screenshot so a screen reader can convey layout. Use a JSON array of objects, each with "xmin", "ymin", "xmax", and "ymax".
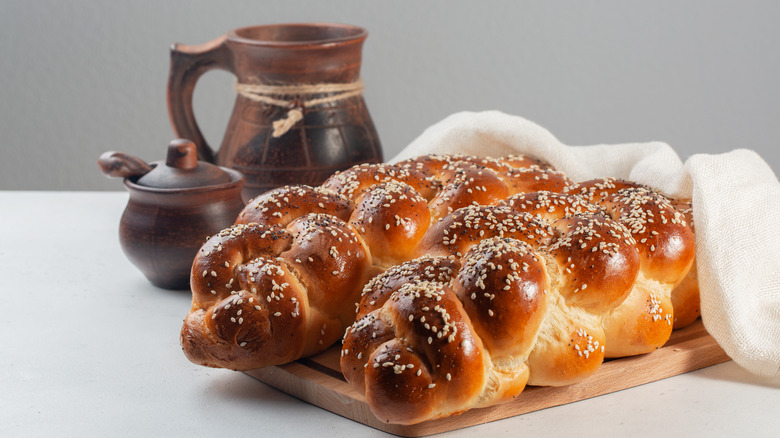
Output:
[{"xmin": 2, "ymin": 191, "xmax": 779, "ymax": 437}]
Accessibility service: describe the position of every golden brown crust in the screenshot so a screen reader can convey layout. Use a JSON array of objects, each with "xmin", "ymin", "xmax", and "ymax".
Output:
[
  {"xmin": 566, "ymin": 178, "xmax": 696, "ymax": 284},
  {"xmin": 502, "ymin": 154, "xmax": 554, "ymax": 170},
  {"xmin": 602, "ymin": 280, "xmax": 675, "ymax": 357},
  {"xmin": 545, "ymin": 213, "xmax": 640, "ymax": 311},
  {"xmin": 235, "ymin": 185, "xmax": 352, "ymax": 227},
  {"xmin": 182, "ymin": 214, "xmax": 372, "ymax": 370},
  {"xmin": 339, "ymin": 163, "xmax": 696, "ymax": 423},
  {"xmin": 343, "ymin": 281, "xmax": 488, "ymax": 425},
  {"xmin": 669, "ymin": 199, "xmax": 700, "ymax": 328},
  {"xmin": 505, "ymin": 167, "xmax": 573, "ymax": 194},
  {"xmin": 182, "ymin": 153, "xmax": 699, "ymax": 424},
  {"xmin": 428, "ymin": 165, "xmax": 510, "ymax": 221},
  {"xmin": 416, "ymin": 204, "xmax": 555, "ymax": 258},
  {"xmin": 281, "ymin": 214, "xmax": 371, "ymax": 323},
  {"xmin": 670, "ymin": 264, "xmax": 700, "ymax": 329},
  {"xmin": 189, "ymin": 223, "xmax": 292, "ymax": 309},
  {"xmin": 526, "ymin": 307, "xmax": 606, "ymax": 386},
  {"xmin": 564, "ymin": 178, "xmax": 697, "ymax": 355},
  {"xmin": 356, "ymin": 255, "xmax": 460, "ymax": 318},
  {"xmin": 321, "ymin": 163, "xmax": 439, "ymax": 202},
  {"xmin": 453, "ymin": 238, "xmax": 549, "ymax": 359},
  {"xmin": 501, "ymin": 191, "xmax": 641, "ymax": 311},
  {"xmin": 349, "ymin": 181, "xmax": 431, "ymax": 268}
]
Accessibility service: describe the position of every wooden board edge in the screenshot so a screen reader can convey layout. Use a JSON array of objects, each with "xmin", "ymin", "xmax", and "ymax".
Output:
[
  {"xmin": 245, "ymin": 321, "xmax": 731, "ymax": 437},
  {"xmin": 245, "ymin": 361, "xmax": 380, "ymax": 430}
]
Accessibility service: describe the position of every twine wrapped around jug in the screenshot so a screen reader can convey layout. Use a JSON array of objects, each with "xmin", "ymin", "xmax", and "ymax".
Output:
[{"xmin": 235, "ymin": 80, "xmax": 366, "ymax": 137}]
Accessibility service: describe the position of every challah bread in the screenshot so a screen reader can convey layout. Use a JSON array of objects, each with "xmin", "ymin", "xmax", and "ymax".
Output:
[
  {"xmin": 181, "ymin": 156, "xmax": 560, "ymax": 369},
  {"xmin": 181, "ymin": 151, "xmax": 697, "ymax": 411},
  {"xmin": 340, "ymin": 168, "xmax": 697, "ymax": 423}
]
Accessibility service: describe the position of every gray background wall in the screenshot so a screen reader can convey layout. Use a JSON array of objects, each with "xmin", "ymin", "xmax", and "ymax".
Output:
[{"xmin": 2, "ymin": 0, "xmax": 778, "ymax": 191}]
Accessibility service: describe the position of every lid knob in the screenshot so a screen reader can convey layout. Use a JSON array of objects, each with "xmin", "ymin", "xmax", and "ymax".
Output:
[{"xmin": 166, "ymin": 139, "xmax": 199, "ymax": 170}]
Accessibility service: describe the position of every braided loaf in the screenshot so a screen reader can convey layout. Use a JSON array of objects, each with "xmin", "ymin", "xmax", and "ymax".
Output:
[
  {"xmin": 340, "ymin": 161, "xmax": 696, "ymax": 423},
  {"xmin": 180, "ymin": 154, "xmax": 697, "ymax": 418}
]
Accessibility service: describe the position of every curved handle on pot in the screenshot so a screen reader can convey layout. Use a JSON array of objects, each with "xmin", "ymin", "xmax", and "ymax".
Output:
[
  {"xmin": 98, "ymin": 151, "xmax": 153, "ymax": 179},
  {"xmin": 166, "ymin": 35, "xmax": 233, "ymax": 163}
]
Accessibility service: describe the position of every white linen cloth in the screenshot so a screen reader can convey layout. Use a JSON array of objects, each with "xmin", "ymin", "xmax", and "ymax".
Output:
[{"xmin": 391, "ymin": 110, "xmax": 780, "ymax": 378}]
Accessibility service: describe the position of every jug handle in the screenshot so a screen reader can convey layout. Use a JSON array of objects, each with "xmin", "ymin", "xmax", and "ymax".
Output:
[{"xmin": 166, "ymin": 35, "xmax": 232, "ymax": 163}]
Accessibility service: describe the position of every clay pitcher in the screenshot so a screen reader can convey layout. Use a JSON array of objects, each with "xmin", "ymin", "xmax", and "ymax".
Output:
[{"xmin": 167, "ymin": 23, "xmax": 383, "ymax": 202}]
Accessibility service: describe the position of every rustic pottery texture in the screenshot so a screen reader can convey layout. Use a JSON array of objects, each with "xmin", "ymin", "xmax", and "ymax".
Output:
[
  {"xmin": 99, "ymin": 140, "xmax": 245, "ymax": 289},
  {"xmin": 167, "ymin": 23, "xmax": 383, "ymax": 201}
]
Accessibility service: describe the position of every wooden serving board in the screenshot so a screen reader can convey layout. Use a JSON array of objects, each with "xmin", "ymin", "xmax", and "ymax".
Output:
[{"xmin": 245, "ymin": 320, "xmax": 729, "ymax": 437}]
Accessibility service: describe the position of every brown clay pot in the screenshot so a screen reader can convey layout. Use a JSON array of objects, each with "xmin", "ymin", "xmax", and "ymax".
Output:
[
  {"xmin": 167, "ymin": 23, "xmax": 383, "ymax": 202},
  {"xmin": 99, "ymin": 140, "xmax": 245, "ymax": 289}
]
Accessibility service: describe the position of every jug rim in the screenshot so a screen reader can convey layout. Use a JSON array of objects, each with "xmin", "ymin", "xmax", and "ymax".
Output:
[{"xmin": 228, "ymin": 23, "xmax": 367, "ymax": 48}]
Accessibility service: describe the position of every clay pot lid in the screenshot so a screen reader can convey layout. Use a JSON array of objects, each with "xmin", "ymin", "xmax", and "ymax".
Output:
[{"xmin": 136, "ymin": 139, "xmax": 232, "ymax": 189}]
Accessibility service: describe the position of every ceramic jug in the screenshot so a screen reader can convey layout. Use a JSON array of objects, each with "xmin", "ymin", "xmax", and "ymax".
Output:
[{"xmin": 167, "ymin": 23, "xmax": 383, "ymax": 202}]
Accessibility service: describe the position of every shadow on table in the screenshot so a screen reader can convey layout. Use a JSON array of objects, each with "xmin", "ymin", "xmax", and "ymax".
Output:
[
  {"xmin": 202, "ymin": 369, "xmax": 306, "ymax": 408},
  {"xmin": 691, "ymin": 361, "xmax": 780, "ymax": 389}
]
